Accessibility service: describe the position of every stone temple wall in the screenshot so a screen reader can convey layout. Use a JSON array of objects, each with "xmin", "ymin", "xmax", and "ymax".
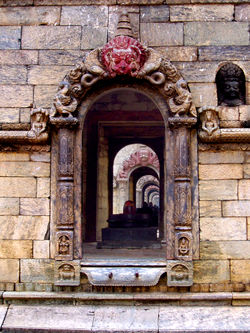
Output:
[{"xmin": 0, "ymin": 0, "xmax": 249, "ymax": 292}]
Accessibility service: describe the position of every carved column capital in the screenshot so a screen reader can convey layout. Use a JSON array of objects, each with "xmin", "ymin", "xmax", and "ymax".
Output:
[{"xmin": 168, "ymin": 116, "xmax": 197, "ymax": 128}]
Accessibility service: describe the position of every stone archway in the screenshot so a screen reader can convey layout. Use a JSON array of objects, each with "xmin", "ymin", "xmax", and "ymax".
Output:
[{"xmin": 47, "ymin": 11, "xmax": 198, "ymax": 287}]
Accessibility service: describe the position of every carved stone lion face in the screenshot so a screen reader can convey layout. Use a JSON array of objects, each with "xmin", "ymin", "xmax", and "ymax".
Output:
[{"xmin": 101, "ymin": 36, "xmax": 146, "ymax": 78}]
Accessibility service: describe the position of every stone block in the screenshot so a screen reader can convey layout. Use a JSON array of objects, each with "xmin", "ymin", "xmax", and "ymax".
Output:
[
  {"xmin": 22, "ymin": 26, "xmax": 81, "ymax": 50},
  {"xmin": 33, "ymin": 240, "xmax": 50, "ymax": 259},
  {"xmin": 218, "ymin": 106, "xmax": 239, "ymax": 121},
  {"xmin": 170, "ymin": 5, "xmax": 234, "ymax": 22},
  {"xmin": 31, "ymin": 152, "xmax": 50, "ymax": 162},
  {"xmin": 239, "ymin": 105, "xmax": 250, "ymax": 122},
  {"xmin": 198, "ymin": 46, "xmax": 250, "ymax": 61},
  {"xmin": 156, "ymin": 46, "xmax": 197, "ymax": 61},
  {"xmin": 0, "ymin": 7, "xmax": 60, "ymax": 25},
  {"xmin": 247, "ymin": 82, "xmax": 250, "ymax": 105},
  {"xmin": 199, "ymin": 164, "xmax": 243, "ymax": 180},
  {"xmin": 223, "ymin": 201, "xmax": 250, "ymax": 217},
  {"xmin": 0, "ymin": 240, "xmax": 32, "ymax": 258},
  {"xmin": 0, "ymin": 108, "xmax": 19, "ymax": 123},
  {"xmin": 188, "ymin": 83, "xmax": 217, "ymax": 107},
  {"xmin": 140, "ymin": 5, "xmax": 170, "ymax": 22},
  {"xmin": 0, "ymin": 198, "xmax": 19, "ymax": 215},
  {"xmin": 0, "ymin": 161, "xmax": 50, "ymax": 177},
  {"xmin": 184, "ymin": 22, "xmax": 249, "ymax": 46},
  {"xmin": 0, "ymin": 26, "xmax": 20, "ymax": 49},
  {"xmin": 0, "ymin": 85, "xmax": 33, "ymax": 108},
  {"xmin": 35, "ymin": 0, "xmax": 116, "ymax": 3},
  {"xmin": 0, "ymin": 50, "xmax": 38, "ymax": 65},
  {"xmin": 28, "ymin": 65, "xmax": 72, "ymax": 85},
  {"xmin": 20, "ymin": 198, "xmax": 50, "ymax": 216},
  {"xmin": 239, "ymin": 180, "xmax": 250, "ymax": 200},
  {"xmin": 34, "ymin": 85, "xmax": 57, "ymax": 108},
  {"xmin": 199, "ymin": 180, "xmax": 237, "ymax": 200},
  {"xmin": 20, "ymin": 259, "xmax": 54, "ymax": 283},
  {"xmin": 248, "ymin": 217, "xmax": 250, "ymax": 240},
  {"xmin": 174, "ymin": 62, "xmax": 217, "ymax": 82},
  {"xmin": 108, "ymin": 6, "xmax": 139, "ymax": 40},
  {"xmin": 61, "ymin": 6, "xmax": 108, "ymax": 27},
  {"xmin": 235, "ymin": 4, "xmax": 250, "ymax": 21},
  {"xmin": 20, "ymin": 108, "xmax": 30, "ymax": 123},
  {"xmin": 199, "ymin": 151, "xmax": 245, "ymax": 164},
  {"xmin": 39, "ymin": 50, "xmax": 85, "ymax": 65},
  {"xmin": 193, "ymin": 260, "xmax": 230, "ymax": 283},
  {"xmin": 0, "ymin": 152, "xmax": 29, "ymax": 161},
  {"xmin": 37, "ymin": 178, "xmax": 50, "ymax": 198},
  {"xmin": 0, "ymin": 177, "xmax": 36, "ymax": 197},
  {"xmin": 200, "ymin": 241, "xmax": 250, "ymax": 259},
  {"xmin": 81, "ymin": 26, "xmax": 107, "ymax": 49},
  {"xmin": 231, "ymin": 260, "xmax": 250, "ymax": 283},
  {"xmin": 220, "ymin": 120, "xmax": 241, "ymax": 128},
  {"xmin": 0, "ymin": 0, "xmax": 33, "ymax": 5},
  {"xmin": 200, "ymin": 217, "xmax": 246, "ymax": 241},
  {"xmin": 141, "ymin": 23, "xmax": 183, "ymax": 46},
  {"xmin": 244, "ymin": 165, "xmax": 250, "ymax": 179},
  {"xmin": 0, "ymin": 216, "xmax": 49, "ymax": 240},
  {"xmin": 0, "ymin": 259, "xmax": 19, "ymax": 282},
  {"xmin": 199, "ymin": 200, "xmax": 221, "ymax": 217}
]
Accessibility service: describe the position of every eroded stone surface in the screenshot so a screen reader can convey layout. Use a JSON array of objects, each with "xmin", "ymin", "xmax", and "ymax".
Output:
[
  {"xmin": 0, "ymin": 240, "xmax": 32, "ymax": 259},
  {"xmin": 193, "ymin": 260, "xmax": 230, "ymax": 283},
  {"xmin": 199, "ymin": 180, "xmax": 237, "ymax": 200},
  {"xmin": 0, "ymin": 259, "xmax": 19, "ymax": 283},
  {"xmin": 20, "ymin": 259, "xmax": 54, "ymax": 283},
  {"xmin": 200, "ymin": 241, "xmax": 250, "ymax": 259}
]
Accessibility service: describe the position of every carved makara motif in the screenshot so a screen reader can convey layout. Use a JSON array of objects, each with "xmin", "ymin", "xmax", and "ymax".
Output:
[
  {"xmin": 28, "ymin": 107, "xmax": 49, "ymax": 138},
  {"xmin": 167, "ymin": 261, "xmax": 193, "ymax": 286}
]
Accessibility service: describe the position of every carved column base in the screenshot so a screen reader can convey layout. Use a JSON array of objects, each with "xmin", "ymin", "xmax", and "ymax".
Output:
[
  {"xmin": 54, "ymin": 260, "xmax": 80, "ymax": 286},
  {"xmin": 166, "ymin": 260, "xmax": 193, "ymax": 287}
]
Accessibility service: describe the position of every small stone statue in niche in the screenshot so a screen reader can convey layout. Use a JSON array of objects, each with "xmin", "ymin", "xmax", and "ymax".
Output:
[{"xmin": 216, "ymin": 63, "xmax": 245, "ymax": 106}]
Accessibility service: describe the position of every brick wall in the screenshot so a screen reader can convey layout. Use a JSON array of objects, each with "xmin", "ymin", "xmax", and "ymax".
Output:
[{"xmin": 0, "ymin": 0, "xmax": 249, "ymax": 291}]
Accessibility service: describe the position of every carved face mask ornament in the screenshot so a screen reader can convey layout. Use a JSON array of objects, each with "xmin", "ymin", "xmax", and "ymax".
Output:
[{"xmin": 101, "ymin": 36, "xmax": 146, "ymax": 78}]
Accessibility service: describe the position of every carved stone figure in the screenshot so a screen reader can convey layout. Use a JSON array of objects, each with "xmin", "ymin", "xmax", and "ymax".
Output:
[
  {"xmin": 199, "ymin": 107, "xmax": 219, "ymax": 136},
  {"xmin": 167, "ymin": 261, "xmax": 193, "ymax": 286},
  {"xmin": 28, "ymin": 107, "xmax": 49, "ymax": 137},
  {"xmin": 178, "ymin": 237, "xmax": 190, "ymax": 256},
  {"xmin": 58, "ymin": 235, "xmax": 70, "ymax": 255},
  {"xmin": 58, "ymin": 263, "xmax": 75, "ymax": 281},
  {"xmin": 216, "ymin": 63, "xmax": 245, "ymax": 106}
]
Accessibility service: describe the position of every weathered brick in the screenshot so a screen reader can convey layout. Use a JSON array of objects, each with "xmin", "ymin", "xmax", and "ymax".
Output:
[
  {"xmin": 199, "ymin": 200, "xmax": 221, "ymax": 217},
  {"xmin": 223, "ymin": 201, "xmax": 250, "ymax": 217},
  {"xmin": 33, "ymin": 240, "xmax": 50, "ymax": 259},
  {"xmin": 239, "ymin": 180, "xmax": 250, "ymax": 200},
  {"xmin": 30, "ymin": 152, "xmax": 50, "ymax": 162},
  {"xmin": 28, "ymin": 65, "xmax": 72, "ymax": 85},
  {"xmin": 239, "ymin": 105, "xmax": 250, "ymax": 122},
  {"xmin": 0, "ymin": 65, "xmax": 27, "ymax": 84},
  {"xmin": 184, "ymin": 22, "xmax": 249, "ymax": 46},
  {"xmin": 0, "ymin": 85, "xmax": 33, "ymax": 108},
  {"xmin": 174, "ymin": 62, "xmax": 217, "ymax": 82},
  {"xmin": 231, "ymin": 260, "xmax": 250, "ymax": 283},
  {"xmin": 0, "ymin": 161, "xmax": 50, "ymax": 177},
  {"xmin": 0, "ymin": 26, "xmax": 20, "ymax": 49},
  {"xmin": 198, "ymin": 46, "xmax": 250, "ymax": 61},
  {"xmin": 199, "ymin": 180, "xmax": 237, "ymax": 200},
  {"xmin": 20, "ymin": 108, "xmax": 30, "ymax": 123},
  {"xmin": 61, "ymin": 6, "xmax": 108, "ymax": 27},
  {"xmin": 0, "ymin": 7, "xmax": 60, "ymax": 25},
  {"xmin": 188, "ymin": 83, "xmax": 217, "ymax": 107},
  {"xmin": 20, "ymin": 198, "xmax": 49, "ymax": 216},
  {"xmin": 235, "ymin": 4, "xmax": 250, "ymax": 22},
  {"xmin": 193, "ymin": 260, "xmax": 230, "ymax": 284},
  {"xmin": 0, "ymin": 259, "xmax": 19, "ymax": 283},
  {"xmin": 170, "ymin": 5, "xmax": 234, "ymax": 22},
  {"xmin": 199, "ymin": 164, "xmax": 243, "ymax": 180},
  {"xmin": 21, "ymin": 259, "xmax": 54, "ymax": 283},
  {"xmin": 39, "ymin": 50, "xmax": 85, "ymax": 65},
  {"xmin": 140, "ymin": 5, "xmax": 169, "ymax": 23},
  {"xmin": 141, "ymin": 23, "xmax": 183, "ymax": 46},
  {"xmin": 200, "ymin": 217, "xmax": 246, "ymax": 241},
  {"xmin": 37, "ymin": 178, "xmax": 50, "ymax": 198},
  {"xmin": 0, "ymin": 108, "xmax": 19, "ymax": 123},
  {"xmin": 22, "ymin": 26, "xmax": 81, "ymax": 50},
  {"xmin": 0, "ymin": 240, "xmax": 32, "ymax": 259},
  {"xmin": 0, "ymin": 198, "xmax": 19, "ymax": 215},
  {"xmin": 0, "ymin": 50, "xmax": 38, "ymax": 65},
  {"xmin": 156, "ymin": 46, "xmax": 197, "ymax": 61},
  {"xmin": 199, "ymin": 151, "xmax": 244, "ymax": 164},
  {"xmin": 81, "ymin": 26, "xmax": 107, "ymax": 50},
  {"xmin": 0, "ymin": 177, "xmax": 36, "ymax": 197},
  {"xmin": 201, "ymin": 241, "xmax": 250, "ymax": 259},
  {"xmin": 34, "ymin": 85, "xmax": 57, "ymax": 108},
  {"xmin": 0, "ymin": 152, "xmax": 29, "ymax": 161},
  {"xmin": 0, "ymin": 216, "xmax": 49, "ymax": 240},
  {"xmin": 244, "ymin": 164, "xmax": 250, "ymax": 179}
]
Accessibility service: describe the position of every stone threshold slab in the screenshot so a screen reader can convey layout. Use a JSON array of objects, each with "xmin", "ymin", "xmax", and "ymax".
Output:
[{"xmin": 1, "ymin": 305, "xmax": 250, "ymax": 332}]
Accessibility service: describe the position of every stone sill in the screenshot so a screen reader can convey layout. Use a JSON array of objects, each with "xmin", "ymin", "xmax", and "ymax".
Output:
[{"xmin": 2, "ymin": 291, "xmax": 250, "ymax": 305}]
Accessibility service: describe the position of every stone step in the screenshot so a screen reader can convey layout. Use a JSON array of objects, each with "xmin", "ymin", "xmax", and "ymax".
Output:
[{"xmin": 1, "ymin": 304, "xmax": 249, "ymax": 332}]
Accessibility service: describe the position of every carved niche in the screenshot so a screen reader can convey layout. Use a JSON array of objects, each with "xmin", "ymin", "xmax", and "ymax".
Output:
[
  {"xmin": 54, "ymin": 260, "xmax": 80, "ymax": 286},
  {"xmin": 167, "ymin": 261, "xmax": 193, "ymax": 287}
]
